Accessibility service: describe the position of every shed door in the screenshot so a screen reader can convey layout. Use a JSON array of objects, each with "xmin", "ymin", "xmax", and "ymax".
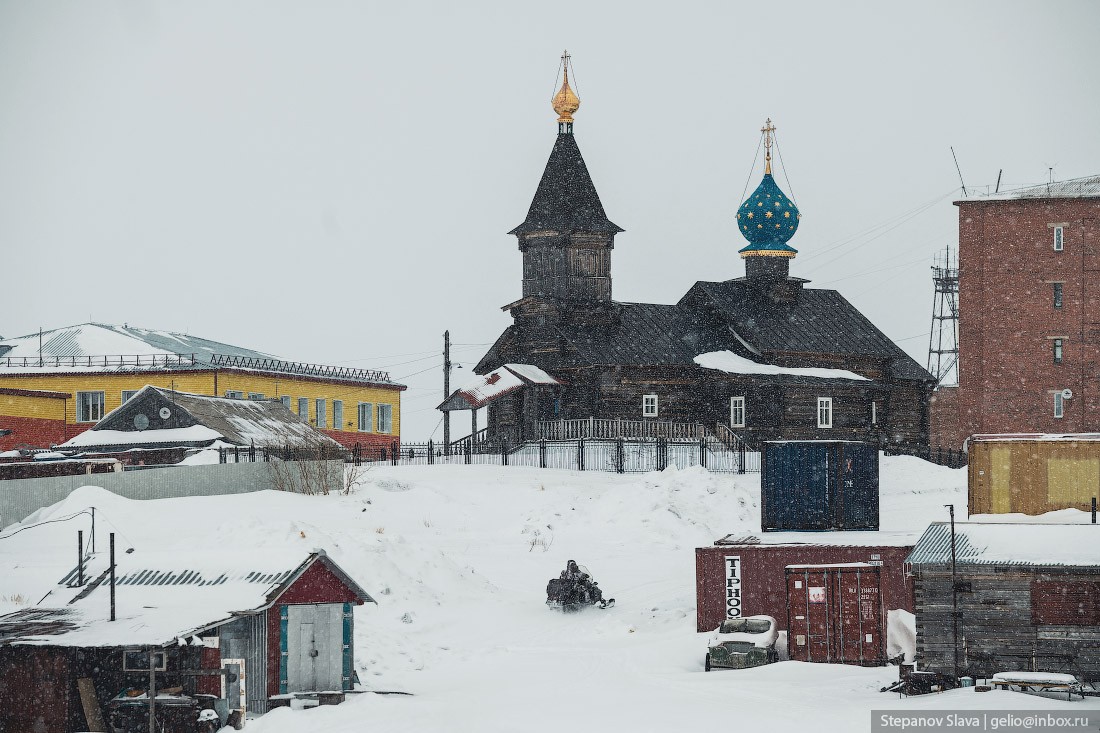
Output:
[{"xmin": 287, "ymin": 604, "xmax": 345, "ymax": 692}]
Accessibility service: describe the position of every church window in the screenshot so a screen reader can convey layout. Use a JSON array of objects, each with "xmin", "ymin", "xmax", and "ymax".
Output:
[
  {"xmin": 730, "ymin": 396, "xmax": 745, "ymax": 428},
  {"xmin": 1053, "ymin": 282, "xmax": 1063, "ymax": 309},
  {"xmin": 1053, "ymin": 338, "xmax": 1064, "ymax": 364},
  {"xmin": 1054, "ymin": 226, "xmax": 1064, "ymax": 251},
  {"xmin": 817, "ymin": 397, "xmax": 833, "ymax": 428},
  {"xmin": 642, "ymin": 394, "xmax": 659, "ymax": 418},
  {"xmin": 1054, "ymin": 392, "xmax": 1064, "ymax": 419},
  {"xmin": 871, "ymin": 400, "xmax": 878, "ymax": 425}
]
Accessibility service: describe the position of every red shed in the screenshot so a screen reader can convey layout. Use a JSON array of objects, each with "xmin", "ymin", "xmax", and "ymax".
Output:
[
  {"xmin": 695, "ymin": 532, "xmax": 915, "ymax": 634},
  {"xmin": 0, "ymin": 548, "xmax": 375, "ymax": 732}
]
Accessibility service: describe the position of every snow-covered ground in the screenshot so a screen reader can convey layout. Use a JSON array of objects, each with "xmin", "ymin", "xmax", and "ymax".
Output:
[{"xmin": 1, "ymin": 457, "xmax": 1097, "ymax": 732}]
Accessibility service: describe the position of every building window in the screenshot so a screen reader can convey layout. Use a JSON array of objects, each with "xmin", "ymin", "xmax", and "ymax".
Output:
[
  {"xmin": 333, "ymin": 400, "xmax": 344, "ymax": 430},
  {"xmin": 297, "ymin": 397, "xmax": 309, "ymax": 422},
  {"xmin": 1053, "ymin": 282, "xmax": 1063, "ymax": 309},
  {"xmin": 1054, "ymin": 392, "xmax": 1064, "ymax": 418},
  {"xmin": 280, "ymin": 396, "xmax": 291, "ymax": 409},
  {"xmin": 316, "ymin": 399, "xmax": 327, "ymax": 428},
  {"xmin": 1053, "ymin": 338, "xmax": 1064, "ymax": 364},
  {"xmin": 248, "ymin": 392, "xmax": 265, "ymax": 400},
  {"xmin": 358, "ymin": 403, "xmax": 373, "ymax": 432},
  {"xmin": 871, "ymin": 400, "xmax": 878, "ymax": 426},
  {"xmin": 77, "ymin": 391, "xmax": 105, "ymax": 423},
  {"xmin": 642, "ymin": 394, "xmax": 659, "ymax": 417},
  {"xmin": 224, "ymin": 390, "xmax": 244, "ymax": 399},
  {"xmin": 1054, "ymin": 226, "xmax": 1064, "ymax": 251},
  {"xmin": 730, "ymin": 396, "xmax": 745, "ymax": 428},
  {"xmin": 121, "ymin": 390, "xmax": 139, "ymax": 404},
  {"xmin": 817, "ymin": 397, "xmax": 833, "ymax": 428},
  {"xmin": 377, "ymin": 404, "xmax": 393, "ymax": 434}
]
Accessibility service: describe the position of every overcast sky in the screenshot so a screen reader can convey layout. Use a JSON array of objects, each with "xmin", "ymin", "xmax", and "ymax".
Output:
[{"xmin": 2, "ymin": 1, "xmax": 1098, "ymax": 438}]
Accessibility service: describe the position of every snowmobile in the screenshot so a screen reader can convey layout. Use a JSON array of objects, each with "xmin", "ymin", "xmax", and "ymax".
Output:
[{"xmin": 546, "ymin": 561, "xmax": 615, "ymax": 611}]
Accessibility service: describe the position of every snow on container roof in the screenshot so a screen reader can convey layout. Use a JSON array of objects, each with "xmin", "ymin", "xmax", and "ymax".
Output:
[
  {"xmin": 906, "ymin": 522, "xmax": 1100, "ymax": 567},
  {"xmin": 694, "ymin": 351, "xmax": 868, "ymax": 382},
  {"xmin": 0, "ymin": 549, "xmax": 374, "ymax": 648},
  {"xmin": 438, "ymin": 363, "xmax": 562, "ymax": 411},
  {"xmin": 956, "ymin": 174, "xmax": 1100, "ymax": 202}
]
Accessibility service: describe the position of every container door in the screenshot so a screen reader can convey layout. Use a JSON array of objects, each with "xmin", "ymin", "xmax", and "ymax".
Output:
[
  {"xmin": 990, "ymin": 446, "xmax": 1012, "ymax": 513},
  {"xmin": 833, "ymin": 570, "xmax": 862, "ymax": 663},
  {"xmin": 838, "ymin": 444, "xmax": 879, "ymax": 530},
  {"xmin": 764, "ymin": 443, "xmax": 831, "ymax": 530},
  {"xmin": 787, "ymin": 569, "xmax": 833, "ymax": 662},
  {"xmin": 856, "ymin": 571, "xmax": 884, "ymax": 665}
]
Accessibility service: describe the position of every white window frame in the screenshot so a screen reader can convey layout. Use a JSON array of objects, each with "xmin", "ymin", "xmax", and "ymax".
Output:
[
  {"xmin": 730, "ymin": 396, "xmax": 745, "ymax": 428},
  {"xmin": 358, "ymin": 402, "xmax": 373, "ymax": 432},
  {"xmin": 316, "ymin": 398, "xmax": 327, "ymax": 428},
  {"xmin": 1054, "ymin": 226, "xmax": 1064, "ymax": 251},
  {"xmin": 1054, "ymin": 392, "xmax": 1064, "ymax": 418},
  {"xmin": 247, "ymin": 392, "xmax": 265, "ymax": 401},
  {"xmin": 817, "ymin": 397, "xmax": 833, "ymax": 428},
  {"xmin": 333, "ymin": 400, "xmax": 344, "ymax": 430},
  {"xmin": 1053, "ymin": 338, "xmax": 1064, "ymax": 364},
  {"xmin": 224, "ymin": 390, "xmax": 244, "ymax": 399},
  {"xmin": 121, "ymin": 390, "xmax": 139, "ymax": 404},
  {"xmin": 377, "ymin": 404, "xmax": 392, "ymax": 434},
  {"xmin": 77, "ymin": 391, "xmax": 105, "ymax": 423},
  {"xmin": 1053, "ymin": 282, "xmax": 1063, "ymax": 309},
  {"xmin": 642, "ymin": 394, "xmax": 659, "ymax": 418},
  {"xmin": 297, "ymin": 397, "xmax": 309, "ymax": 422},
  {"xmin": 871, "ymin": 400, "xmax": 878, "ymax": 426}
]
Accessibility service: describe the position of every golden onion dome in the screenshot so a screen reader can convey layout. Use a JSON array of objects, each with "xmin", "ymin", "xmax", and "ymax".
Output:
[{"xmin": 552, "ymin": 58, "xmax": 580, "ymax": 123}]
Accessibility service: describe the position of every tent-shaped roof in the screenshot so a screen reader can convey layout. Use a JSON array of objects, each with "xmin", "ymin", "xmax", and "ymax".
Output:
[
  {"xmin": 0, "ymin": 549, "xmax": 374, "ymax": 648},
  {"xmin": 509, "ymin": 133, "xmax": 623, "ymax": 236}
]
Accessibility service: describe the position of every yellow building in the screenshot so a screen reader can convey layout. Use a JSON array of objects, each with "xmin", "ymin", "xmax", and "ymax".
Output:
[{"xmin": 0, "ymin": 323, "xmax": 404, "ymax": 451}]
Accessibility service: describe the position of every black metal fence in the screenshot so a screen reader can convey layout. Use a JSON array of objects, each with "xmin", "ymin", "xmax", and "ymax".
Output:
[
  {"xmin": 885, "ymin": 442, "xmax": 968, "ymax": 469},
  {"xmin": 219, "ymin": 437, "xmax": 761, "ymax": 474}
]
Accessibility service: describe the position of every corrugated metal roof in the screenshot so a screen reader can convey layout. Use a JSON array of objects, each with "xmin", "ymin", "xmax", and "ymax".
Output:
[{"xmin": 906, "ymin": 522, "xmax": 1100, "ymax": 567}]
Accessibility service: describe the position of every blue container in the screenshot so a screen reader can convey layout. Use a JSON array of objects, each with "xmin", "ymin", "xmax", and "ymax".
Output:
[{"xmin": 760, "ymin": 441, "xmax": 879, "ymax": 531}]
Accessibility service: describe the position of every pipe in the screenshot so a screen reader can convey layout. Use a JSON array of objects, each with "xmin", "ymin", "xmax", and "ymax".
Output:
[
  {"xmin": 77, "ymin": 531, "xmax": 84, "ymax": 586},
  {"xmin": 110, "ymin": 533, "xmax": 116, "ymax": 622}
]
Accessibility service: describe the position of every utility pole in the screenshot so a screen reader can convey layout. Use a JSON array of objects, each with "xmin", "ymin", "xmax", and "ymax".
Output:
[
  {"xmin": 945, "ymin": 504, "xmax": 960, "ymax": 680},
  {"xmin": 443, "ymin": 331, "xmax": 452, "ymax": 455}
]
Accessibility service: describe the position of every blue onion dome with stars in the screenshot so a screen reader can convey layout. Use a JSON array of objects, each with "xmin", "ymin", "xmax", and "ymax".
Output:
[{"xmin": 737, "ymin": 119, "xmax": 801, "ymax": 257}]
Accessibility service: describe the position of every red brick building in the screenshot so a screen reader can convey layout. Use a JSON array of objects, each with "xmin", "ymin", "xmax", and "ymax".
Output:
[{"xmin": 954, "ymin": 176, "xmax": 1100, "ymax": 441}]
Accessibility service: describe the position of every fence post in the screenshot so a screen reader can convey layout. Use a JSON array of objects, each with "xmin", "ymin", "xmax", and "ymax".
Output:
[
  {"xmin": 428, "ymin": 439, "xmax": 434, "ymax": 465},
  {"xmin": 700, "ymin": 436, "xmax": 706, "ymax": 468},
  {"xmin": 392, "ymin": 441, "xmax": 399, "ymax": 466},
  {"xmin": 539, "ymin": 439, "xmax": 547, "ymax": 469},
  {"xmin": 738, "ymin": 442, "xmax": 746, "ymax": 475},
  {"xmin": 465, "ymin": 439, "xmax": 472, "ymax": 465},
  {"xmin": 616, "ymin": 438, "xmax": 624, "ymax": 474},
  {"xmin": 219, "ymin": 447, "xmax": 225, "ymax": 464},
  {"xmin": 234, "ymin": 446, "xmax": 240, "ymax": 463},
  {"xmin": 578, "ymin": 438, "xmax": 585, "ymax": 471},
  {"xmin": 502, "ymin": 440, "xmax": 508, "ymax": 467},
  {"xmin": 657, "ymin": 437, "xmax": 666, "ymax": 471},
  {"xmin": 249, "ymin": 443, "xmax": 255, "ymax": 463}
]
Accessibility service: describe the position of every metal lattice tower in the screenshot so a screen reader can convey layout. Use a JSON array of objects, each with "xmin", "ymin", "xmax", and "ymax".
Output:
[{"xmin": 927, "ymin": 247, "xmax": 960, "ymax": 385}]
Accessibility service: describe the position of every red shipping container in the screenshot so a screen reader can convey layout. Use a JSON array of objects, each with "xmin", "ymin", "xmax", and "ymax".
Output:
[
  {"xmin": 695, "ymin": 540, "xmax": 914, "ymax": 634},
  {"xmin": 785, "ymin": 563, "xmax": 885, "ymax": 666}
]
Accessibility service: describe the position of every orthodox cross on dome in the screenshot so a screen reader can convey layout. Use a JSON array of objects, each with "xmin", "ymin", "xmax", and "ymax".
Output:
[
  {"xmin": 552, "ymin": 50, "xmax": 581, "ymax": 133},
  {"xmin": 762, "ymin": 118, "xmax": 776, "ymax": 175}
]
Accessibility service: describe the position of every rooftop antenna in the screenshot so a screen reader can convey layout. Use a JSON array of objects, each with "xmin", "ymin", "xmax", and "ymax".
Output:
[
  {"xmin": 994, "ymin": 169, "xmax": 1002, "ymax": 194},
  {"xmin": 950, "ymin": 147, "xmax": 968, "ymax": 197},
  {"xmin": 38, "ymin": 326, "xmax": 43, "ymax": 367}
]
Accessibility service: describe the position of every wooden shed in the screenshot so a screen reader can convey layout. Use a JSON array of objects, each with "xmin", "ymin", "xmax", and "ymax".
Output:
[
  {"xmin": 968, "ymin": 434, "xmax": 1100, "ymax": 515},
  {"xmin": 0, "ymin": 548, "xmax": 375, "ymax": 732},
  {"xmin": 907, "ymin": 522, "xmax": 1100, "ymax": 682}
]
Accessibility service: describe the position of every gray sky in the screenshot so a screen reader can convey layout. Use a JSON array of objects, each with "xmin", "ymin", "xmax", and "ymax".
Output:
[{"xmin": 2, "ymin": 1, "xmax": 1098, "ymax": 438}]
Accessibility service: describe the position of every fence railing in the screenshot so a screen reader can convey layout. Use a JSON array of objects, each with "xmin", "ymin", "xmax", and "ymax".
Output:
[
  {"xmin": 218, "ymin": 437, "xmax": 762, "ymax": 474},
  {"xmin": 885, "ymin": 442, "xmax": 968, "ymax": 469},
  {"xmin": 537, "ymin": 418, "xmax": 709, "ymax": 441},
  {"xmin": 0, "ymin": 353, "xmax": 199, "ymax": 369}
]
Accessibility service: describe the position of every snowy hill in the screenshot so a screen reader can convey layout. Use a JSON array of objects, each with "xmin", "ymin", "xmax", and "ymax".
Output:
[{"xmin": 1, "ymin": 458, "xmax": 1097, "ymax": 731}]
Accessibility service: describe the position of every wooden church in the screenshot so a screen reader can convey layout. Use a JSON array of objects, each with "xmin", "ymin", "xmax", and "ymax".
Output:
[{"xmin": 453, "ymin": 56, "xmax": 934, "ymax": 449}]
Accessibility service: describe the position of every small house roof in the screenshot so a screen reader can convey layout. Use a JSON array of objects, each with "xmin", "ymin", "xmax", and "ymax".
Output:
[
  {"xmin": 0, "ymin": 549, "xmax": 374, "ymax": 648},
  {"xmin": 60, "ymin": 386, "xmax": 342, "ymax": 450},
  {"xmin": 438, "ymin": 364, "xmax": 562, "ymax": 411},
  {"xmin": 906, "ymin": 522, "xmax": 1100, "ymax": 568}
]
